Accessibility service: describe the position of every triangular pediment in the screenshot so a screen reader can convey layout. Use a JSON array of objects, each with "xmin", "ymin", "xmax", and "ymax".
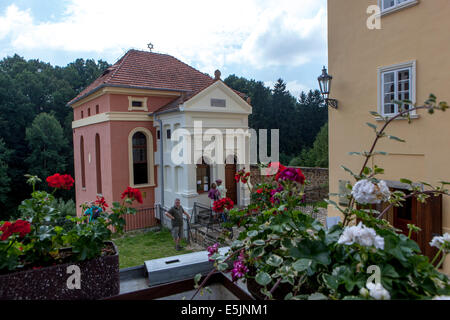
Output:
[{"xmin": 183, "ymin": 81, "xmax": 252, "ymax": 115}]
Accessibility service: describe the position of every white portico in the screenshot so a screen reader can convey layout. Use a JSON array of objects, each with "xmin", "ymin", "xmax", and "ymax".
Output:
[{"xmin": 154, "ymin": 78, "xmax": 252, "ymax": 213}]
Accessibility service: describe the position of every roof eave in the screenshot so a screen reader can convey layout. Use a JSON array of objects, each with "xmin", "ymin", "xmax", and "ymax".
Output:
[{"xmin": 67, "ymin": 84, "xmax": 188, "ymax": 107}]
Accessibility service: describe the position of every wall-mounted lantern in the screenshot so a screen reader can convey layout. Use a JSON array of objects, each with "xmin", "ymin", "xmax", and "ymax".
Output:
[{"xmin": 318, "ymin": 66, "xmax": 338, "ymax": 109}]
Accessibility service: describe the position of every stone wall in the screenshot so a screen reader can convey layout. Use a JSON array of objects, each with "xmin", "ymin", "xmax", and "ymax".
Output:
[{"xmin": 250, "ymin": 165, "xmax": 329, "ymax": 203}]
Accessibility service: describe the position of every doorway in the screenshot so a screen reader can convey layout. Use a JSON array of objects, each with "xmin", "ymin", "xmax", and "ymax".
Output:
[{"xmin": 225, "ymin": 157, "xmax": 238, "ymax": 205}]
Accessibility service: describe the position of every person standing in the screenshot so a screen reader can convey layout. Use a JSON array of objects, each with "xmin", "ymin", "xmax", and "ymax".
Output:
[
  {"xmin": 208, "ymin": 183, "xmax": 220, "ymax": 207},
  {"xmin": 165, "ymin": 198, "xmax": 190, "ymax": 251},
  {"xmin": 216, "ymin": 179, "xmax": 227, "ymax": 199}
]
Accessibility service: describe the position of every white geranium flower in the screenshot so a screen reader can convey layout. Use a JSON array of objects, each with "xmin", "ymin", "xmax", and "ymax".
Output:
[
  {"xmin": 338, "ymin": 222, "xmax": 385, "ymax": 250},
  {"xmin": 429, "ymin": 233, "xmax": 450, "ymax": 252},
  {"xmin": 367, "ymin": 282, "xmax": 391, "ymax": 300},
  {"xmin": 359, "ymin": 287, "xmax": 370, "ymax": 298},
  {"xmin": 374, "ymin": 236, "xmax": 385, "ymax": 250},
  {"xmin": 351, "ymin": 179, "xmax": 391, "ymax": 205},
  {"xmin": 432, "ymin": 296, "xmax": 450, "ymax": 300}
]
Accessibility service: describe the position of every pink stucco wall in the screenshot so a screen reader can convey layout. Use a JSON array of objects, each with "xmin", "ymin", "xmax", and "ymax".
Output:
[
  {"xmin": 73, "ymin": 121, "xmax": 113, "ymax": 216},
  {"xmin": 72, "ymin": 92, "xmax": 170, "ymax": 216}
]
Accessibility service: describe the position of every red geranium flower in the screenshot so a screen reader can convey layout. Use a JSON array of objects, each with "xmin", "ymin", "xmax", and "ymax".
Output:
[
  {"xmin": 121, "ymin": 187, "xmax": 143, "ymax": 204},
  {"xmin": 46, "ymin": 173, "xmax": 74, "ymax": 190},
  {"xmin": 213, "ymin": 198, "xmax": 234, "ymax": 213},
  {"xmin": 265, "ymin": 162, "xmax": 287, "ymax": 178},
  {"xmin": 0, "ymin": 220, "xmax": 31, "ymax": 241},
  {"xmin": 0, "ymin": 221, "xmax": 13, "ymax": 241},
  {"xmin": 94, "ymin": 196, "xmax": 108, "ymax": 211}
]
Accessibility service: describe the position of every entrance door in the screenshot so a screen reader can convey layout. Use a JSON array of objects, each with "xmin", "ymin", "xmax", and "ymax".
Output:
[{"xmin": 225, "ymin": 161, "xmax": 238, "ymax": 205}]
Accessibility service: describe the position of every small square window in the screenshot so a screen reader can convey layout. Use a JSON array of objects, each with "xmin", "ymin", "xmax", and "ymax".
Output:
[
  {"xmin": 88, "ymin": 108, "xmax": 91, "ymax": 117},
  {"xmin": 128, "ymin": 96, "xmax": 148, "ymax": 111},
  {"xmin": 81, "ymin": 110, "xmax": 84, "ymax": 119},
  {"xmin": 96, "ymin": 105, "xmax": 99, "ymax": 114},
  {"xmin": 157, "ymin": 130, "xmax": 161, "ymax": 140},
  {"xmin": 167, "ymin": 129, "xmax": 171, "ymax": 140}
]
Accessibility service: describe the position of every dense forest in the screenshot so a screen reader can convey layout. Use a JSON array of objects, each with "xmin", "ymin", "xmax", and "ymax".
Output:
[{"xmin": 0, "ymin": 55, "xmax": 327, "ymax": 219}]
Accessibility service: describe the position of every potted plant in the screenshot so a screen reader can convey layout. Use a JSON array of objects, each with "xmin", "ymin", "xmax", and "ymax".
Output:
[
  {"xmin": 0, "ymin": 174, "xmax": 141, "ymax": 300},
  {"xmin": 193, "ymin": 95, "xmax": 450, "ymax": 300}
]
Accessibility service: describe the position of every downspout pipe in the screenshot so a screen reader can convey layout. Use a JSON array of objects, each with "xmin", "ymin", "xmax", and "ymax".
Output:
[{"xmin": 155, "ymin": 117, "xmax": 164, "ymax": 211}]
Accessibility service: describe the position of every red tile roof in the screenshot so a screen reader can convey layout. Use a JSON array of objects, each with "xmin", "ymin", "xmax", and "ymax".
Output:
[{"xmin": 68, "ymin": 49, "xmax": 216, "ymax": 106}]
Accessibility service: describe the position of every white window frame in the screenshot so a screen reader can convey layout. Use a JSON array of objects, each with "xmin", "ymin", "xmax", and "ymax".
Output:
[
  {"xmin": 379, "ymin": 0, "xmax": 419, "ymax": 16},
  {"xmin": 128, "ymin": 96, "xmax": 148, "ymax": 111},
  {"xmin": 128, "ymin": 127, "xmax": 155, "ymax": 188},
  {"xmin": 377, "ymin": 60, "xmax": 417, "ymax": 119}
]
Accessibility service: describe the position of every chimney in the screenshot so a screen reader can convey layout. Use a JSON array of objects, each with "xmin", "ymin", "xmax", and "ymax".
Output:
[{"xmin": 214, "ymin": 69, "xmax": 221, "ymax": 80}]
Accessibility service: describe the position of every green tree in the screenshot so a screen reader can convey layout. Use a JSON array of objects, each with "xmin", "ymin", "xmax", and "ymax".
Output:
[
  {"xmin": 289, "ymin": 123, "xmax": 328, "ymax": 168},
  {"xmin": 25, "ymin": 113, "xmax": 68, "ymax": 180},
  {"xmin": 0, "ymin": 138, "xmax": 12, "ymax": 207}
]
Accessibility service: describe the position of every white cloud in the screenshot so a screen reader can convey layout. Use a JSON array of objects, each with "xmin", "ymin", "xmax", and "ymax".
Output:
[
  {"xmin": 0, "ymin": 0, "xmax": 327, "ymax": 74},
  {"xmin": 0, "ymin": 5, "xmax": 33, "ymax": 40}
]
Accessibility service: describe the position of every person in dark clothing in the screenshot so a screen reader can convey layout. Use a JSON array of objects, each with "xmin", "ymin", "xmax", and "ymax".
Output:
[{"xmin": 165, "ymin": 198, "xmax": 190, "ymax": 251}]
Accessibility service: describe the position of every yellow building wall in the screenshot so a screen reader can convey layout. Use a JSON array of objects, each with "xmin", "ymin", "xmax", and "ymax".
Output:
[{"xmin": 328, "ymin": 0, "xmax": 450, "ymax": 273}]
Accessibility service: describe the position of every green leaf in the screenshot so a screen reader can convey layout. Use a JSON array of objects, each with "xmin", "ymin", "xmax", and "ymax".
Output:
[
  {"xmin": 194, "ymin": 273, "xmax": 202, "ymax": 284},
  {"xmin": 253, "ymin": 239, "xmax": 265, "ymax": 246},
  {"xmin": 250, "ymin": 246, "xmax": 265, "ymax": 258},
  {"xmin": 308, "ymin": 293, "xmax": 328, "ymax": 300},
  {"xmin": 255, "ymin": 272, "xmax": 272, "ymax": 286},
  {"xmin": 292, "ymin": 258, "xmax": 312, "ymax": 272},
  {"xmin": 289, "ymin": 239, "xmax": 331, "ymax": 266},
  {"xmin": 341, "ymin": 165, "xmax": 358, "ymax": 178},
  {"xmin": 369, "ymin": 111, "xmax": 380, "ymax": 117},
  {"xmin": 247, "ymin": 230, "xmax": 258, "ymax": 238},
  {"xmin": 218, "ymin": 263, "xmax": 228, "ymax": 271},
  {"xmin": 266, "ymin": 254, "xmax": 283, "ymax": 267},
  {"xmin": 388, "ymin": 135, "xmax": 406, "ymax": 142},
  {"xmin": 400, "ymin": 178, "xmax": 413, "ymax": 185},
  {"xmin": 366, "ymin": 122, "xmax": 377, "ymax": 130}
]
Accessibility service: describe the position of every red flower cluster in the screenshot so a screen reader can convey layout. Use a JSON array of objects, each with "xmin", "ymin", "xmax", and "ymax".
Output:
[
  {"xmin": 264, "ymin": 162, "xmax": 286, "ymax": 178},
  {"xmin": 0, "ymin": 219, "xmax": 31, "ymax": 241},
  {"xmin": 235, "ymin": 169, "xmax": 251, "ymax": 184},
  {"xmin": 94, "ymin": 196, "xmax": 108, "ymax": 211},
  {"xmin": 46, "ymin": 173, "xmax": 74, "ymax": 190},
  {"xmin": 213, "ymin": 197, "xmax": 234, "ymax": 213},
  {"xmin": 121, "ymin": 187, "xmax": 143, "ymax": 204}
]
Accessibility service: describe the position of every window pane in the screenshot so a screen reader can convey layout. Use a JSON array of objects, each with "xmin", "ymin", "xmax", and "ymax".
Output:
[
  {"xmin": 383, "ymin": 0, "xmax": 395, "ymax": 9},
  {"xmin": 384, "ymin": 83, "xmax": 394, "ymax": 93},
  {"xmin": 132, "ymin": 101, "xmax": 143, "ymax": 107},
  {"xmin": 384, "ymin": 104, "xmax": 395, "ymax": 114},
  {"xmin": 398, "ymin": 69, "xmax": 409, "ymax": 81},
  {"xmin": 383, "ymin": 72, "xmax": 394, "ymax": 84},
  {"xmin": 132, "ymin": 132, "xmax": 148, "ymax": 184}
]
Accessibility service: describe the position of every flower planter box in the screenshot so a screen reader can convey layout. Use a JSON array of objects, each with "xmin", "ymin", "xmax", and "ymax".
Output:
[{"xmin": 0, "ymin": 241, "xmax": 119, "ymax": 300}]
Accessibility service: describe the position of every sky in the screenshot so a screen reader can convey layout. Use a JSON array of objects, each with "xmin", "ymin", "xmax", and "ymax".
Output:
[{"xmin": 0, "ymin": 0, "xmax": 328, "ymax": 98}]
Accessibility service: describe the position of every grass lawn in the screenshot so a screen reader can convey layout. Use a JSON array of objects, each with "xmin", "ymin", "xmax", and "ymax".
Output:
[{"xmin": 113, "ymin": 228, "xmax": 193, "ymax": 269}]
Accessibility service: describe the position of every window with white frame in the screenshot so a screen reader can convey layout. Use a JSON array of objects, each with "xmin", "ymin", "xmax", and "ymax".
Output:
[
  {"xmin": 381, "ymin": 0, "xmax": 417, "ymax": 13},
  {"xmin": 378, "ymin": 61, "xmax": 416, "ymax": 117}
]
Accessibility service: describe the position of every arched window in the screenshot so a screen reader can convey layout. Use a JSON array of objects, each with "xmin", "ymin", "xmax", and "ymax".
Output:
[
  {"xmin": 128, "ymin": 127, "xmax": 155, "ymax": 187},
  {"xmin": 196, "ymin": 157, "xmax": 211, "ymax": 194},
  {"xmin": 80, "ymin": 136, "xmax": 86, "ymax": 189},
  {"xmin": 132, "ymin": 132, "xmax": 148, "ymax": 185},
  {"xmin": 95, "ymin": 134, "xmax": 102, "ymax": 194}
]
